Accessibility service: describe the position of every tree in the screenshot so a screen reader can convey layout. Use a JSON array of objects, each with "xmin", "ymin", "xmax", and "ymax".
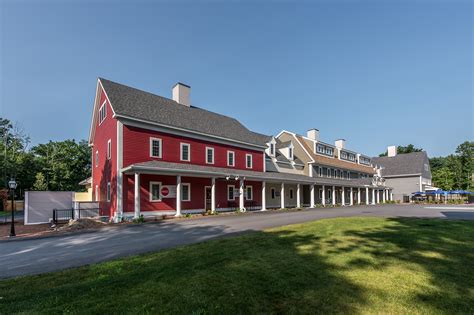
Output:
[
  {"xmin": 431, "ymin": 167, "xmax": 455, "ymax": 190},
  {"xmin": 33, "ymin": 172, "xmax": 48, "ymax": 191},
  {"xmin": 455, "ymin": 141, "xmax": 474, "ymax": 190},
  {"xmin": 379, "ymin": 144, "xmax": 423, "ymax": 157}
]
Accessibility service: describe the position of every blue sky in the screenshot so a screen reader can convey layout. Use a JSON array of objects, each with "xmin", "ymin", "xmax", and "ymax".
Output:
[{"xmin": 1, "ymin": 0, "xmax": 472, "ymax": 157}]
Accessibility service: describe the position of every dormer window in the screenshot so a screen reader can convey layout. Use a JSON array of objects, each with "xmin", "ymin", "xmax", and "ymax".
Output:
[
  {"xmin": 289, "ymin": 147, "xmax": 293, "ymax": 160},
  {"xmin": 270, "ymin": 143, "xmax": 275, "ymax": 156},
  {"xmin": 317, "ymin": 144, "xmax": 325, "ymax": 154},
  {"xmin": 341, "ymin": 151, "xmax": 347, "ymax": 159},
  {"xmin": 326, "ymin": 147, "xmax": 333, "ymax": 155}
]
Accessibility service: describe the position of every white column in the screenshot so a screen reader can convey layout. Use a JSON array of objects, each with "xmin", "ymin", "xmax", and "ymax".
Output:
[
  {"xmin": 342, "ymin": 187, "xmax": 345, "ymax": 205},
  {"xmin": 372, "ymin": 189, "xmax": 376, "ymax": 205},
  {"xmin": 332, "ymin": 186, "xmax": 336, "ymax": 205},
  {"xmin": 350, "ymin": 187, "xmax": 354, "ymax": 206},
  {"xmin": 322, "ymin": 185, "xmax": 326, "ymax": 206},
  {"xmin": 134, "ymin": 173, "xmax": 140, "ymax": 219},
  {"xmin": 357, "ymin": 188, "xmax": 361, "ymax": 205},
  {"xmin": 211, "ymin": 177, "xmax": 216, "ymax": 213},
  {"xmin": 261, "ymin": 181, "xmax": 267, "ymax": 211},
  {"xmin": 366, "ymin": 187, "xmax": 369, "ymax": 205},
  {"xmin": 383, "ymin": 189, "xmax": 386, "ymax": 203},
  {"xmin": 310, "ymin": 184, "xmax": 315, "ymax": 207},
  {"xmin": 390, "ymin": 191, "xmax": 393, "ymax": 201},
  {"xmin": 175, "ymin": 175, "xmax": 182, "ymax": 216},
  {"xmin": 280, "ymin": 182, "xmax": 285, "ymax": 208},
  {"xmin": 239, "ymin": 178, "xmax": 245, "ymax": 211},
  {"xmin": 296, "ymin": 184, "xmax": 301, "ymax": 208},
  {"xmin": 376, "ymin": 189, "xmax": 380, "ymax": 204}
]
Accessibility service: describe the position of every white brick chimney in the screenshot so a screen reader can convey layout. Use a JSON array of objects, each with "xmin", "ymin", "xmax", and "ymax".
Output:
[
  {"xmin": 335, "ymin": 139, "xmax": 346, "ymax": 149},
  {"xmin": 172, "ymin": 82, "xmax": 191, "ymax": 106},
  {"xmin": 387, "ymin": 145, "xmax": 397, "ymax": 157},
  {"xmin": 307, "ymin": 128, "xmax": 319, "ymax": 141}
]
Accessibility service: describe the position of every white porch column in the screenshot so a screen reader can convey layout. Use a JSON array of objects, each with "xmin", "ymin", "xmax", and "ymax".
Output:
[
  {"xmin": 372, "ymin": 189, "xmax": 376, "ymax": 205},
  {"xmin": 322, "ymin": 185, "xmax": 326, "ymax": 206},
  {"xmin": 261, "ymin": 181, "xmax": 267, "ymax": 211},
  {"xmin": 239, "ymin": 178, "xmax": 245, "ymax": 211},
  {"xmin": 366, "ymin": 187, "xmax": 369, "ymax": 205},
  {"xmin": 296, "ymin": 184, "xmax": 301, "ymax": 208},
  {"xmin": 280, "ymin": 182, "xmax": 285, "ymax": 208},
  {"xmin": 357, "ymin": 188, "xmax": 361, "ymax": 205},
  {"xmin": 332, "ymin": 186, "xmax": 336, "ymax": 205},
  {"xmin": 310, "ymin": 184, "xmax": 315, "ymax": 207},
  {"xmin": 341, "ymin": 187, "xmax": 345, "ymax": 206},
  {"xmin": 134, "ymin": 173, "xmax": 140, "ymax": 219},
  {"xmin": 350, "ymin": 187, "xmax": 354, "ymax": 206},
  {"xmin": 390, "ymin": 191, "xmax": 393, "ymax": 201},
  {"xmin": 211, "ymin": 177, "xmax": 216, "ymax": 213},
  {"xmin": 383, "ymin": 189, "xmax": 386, "ymax": 203},
  {"xmin": 175, "ymin": 175, "xmax": 182, "ymax": 216},
  {"xmin": 376, "ymin": 189, "xmax": 380, "ymax": 204}
]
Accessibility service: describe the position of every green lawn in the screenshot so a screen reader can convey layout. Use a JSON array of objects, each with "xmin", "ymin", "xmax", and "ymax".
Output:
[{"xmin": 1, "ymin": 217, "xmax": 473, "ymax": 314}]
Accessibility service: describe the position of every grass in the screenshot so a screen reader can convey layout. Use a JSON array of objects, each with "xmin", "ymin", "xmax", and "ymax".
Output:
[{"xmin": 1, "ymin": 217, "xmax": 473, "ymax": 314}]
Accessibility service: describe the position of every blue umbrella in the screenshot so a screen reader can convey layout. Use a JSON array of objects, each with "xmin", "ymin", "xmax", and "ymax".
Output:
[{"xmin": 412, "ymin": 191, "xmax": 425, "ymax": 195}]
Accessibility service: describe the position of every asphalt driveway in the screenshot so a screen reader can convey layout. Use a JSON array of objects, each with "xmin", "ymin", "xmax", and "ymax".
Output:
[{"xmin": 1, "ymin": 204, "xmax": 473, "ymax": 279}]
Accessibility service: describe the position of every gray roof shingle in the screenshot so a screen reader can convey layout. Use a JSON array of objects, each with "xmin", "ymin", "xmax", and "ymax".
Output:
[
  {"xmin": 100, "ymin": 78, "xmax": 271, "ymax": 147},
  {"xmin": 372, "ymin": 151, "xmax": 431, "ymax": 178}
]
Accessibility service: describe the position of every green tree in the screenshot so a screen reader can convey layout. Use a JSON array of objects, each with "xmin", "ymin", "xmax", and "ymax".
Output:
[
  {"xmin": 455, "ymin": 141, "xmax": 474, "ymax": 190},
  {"xmin": 431, "ymin": 167, "xmax": 455, "ymax": 190},
  {"xmin": 379, "ymin": 144, "xmax": 423, "ymax": 157},
  {"xmin": 33, "ymin": 172, "xmax": 48, "ymax": 191}
]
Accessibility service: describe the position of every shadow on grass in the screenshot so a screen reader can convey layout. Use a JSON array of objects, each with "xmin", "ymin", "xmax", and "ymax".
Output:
[{"xmin": 342, "ymin": 218, "xmax": 474, "ymax": 313}]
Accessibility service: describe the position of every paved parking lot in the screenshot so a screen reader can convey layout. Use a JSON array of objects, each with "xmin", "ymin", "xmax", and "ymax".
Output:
[{"xmin": 1, "ymin": 204, "xmax": 473, "ymax": 279}]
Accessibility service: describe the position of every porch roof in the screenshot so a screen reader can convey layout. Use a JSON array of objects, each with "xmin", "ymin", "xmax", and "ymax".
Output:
[{"xmin": 122, "ymin": 161, "xmax": 389, "ymax": 189}]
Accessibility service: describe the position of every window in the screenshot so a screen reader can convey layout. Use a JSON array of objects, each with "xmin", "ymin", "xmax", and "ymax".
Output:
[
  {"xmin": 319, "ymin": 167, "xmax": 323, "ymax": 177},
  {"xmin": 319, "ymin": 189, "xmax": 323, "ymax": 199},
  {"xmin": 95, "ymin": 151, "xmax": 99, "ymax": 167},
  {"xmin": 180, "ymin": 143, "xmax": 190, "ymax": 161},
  {"xmin": 206, "ymin": 147, "xmax": 214, "ymax": 164},
  {"xmin": 341, "ymin": 151, "xmax": 347, "ymax": 159},
  {"xmin": 289, "ymin": 189, "xmax": 294, "ymax": 199},
  {"xmin": 246, "ymin": 154, "xmax": 253, "ymax": 168},
  {"xmin": 182, "ymin": 183, "xmax": 191, "ymax": 201},
  {"xmin": 349, "ymin": 154, "xmax": 355, "ymax": 161},
  {"xmin": 289, "ymin": 148, "xmax": 293, "ymax": 159},
  {"xmin": 227, "ymin": 151, "xmax": 235, "ymax": 167},
  {"xmin": 107, "ymin": 139, "xmax": 111, "ymax": 160},
  {"xmin": 271, "ymin": 188, "xmax": 276, "ymax": 199},
  {"xmin": 337, "ymin": 169, "xmax": 341, "ymax": 178},
  {"xmin": 331, "ymin": 169, "xmax": 335, "ymax": 178},
  {"xmin": 326, "ymin": 168, "xmax": 330, "ymax": 178},
  {"xmin": 95, "ymin": 185, "xmax": 99, "ymax": 201},
  {"xmin": 326, "ymin": 147, "xmax": 333, "ymax": 155},
  {"xmin": 106, "ymin": 182, "xmax": 111, "ymax": 202},
  {"xmin": 245, "ymin": 186, "xmax": 253, "ymax": 200},
  {"xmin": 317, "ymin": 144, "xmax": 325, "ymax": 154},
  {"xmin": 150, "ymin": 182, "xmax": 162, "ymax": 202},
  {"xmin": 150, "ymin": 138, "xmax": 162, "ymax": 158},
  {"xmin": 98, "ymin": 101, "xmax": 107, "ymax": 124},
  {"xmin": 227, "ymin": 185, "xmax": 235, "ymax": 201},
  {"xmin": 270, "ymin": 143, "xmax": 275, "ymax": 155}
]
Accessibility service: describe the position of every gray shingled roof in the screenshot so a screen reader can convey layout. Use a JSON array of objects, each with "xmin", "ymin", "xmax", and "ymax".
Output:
[
  {"xmin": 99, "ymin": 78, "xmax": 271, "ymax": 147},
  {"xmin": 372, "ymin": 151, "xmax": 431, "ymax": 178}
]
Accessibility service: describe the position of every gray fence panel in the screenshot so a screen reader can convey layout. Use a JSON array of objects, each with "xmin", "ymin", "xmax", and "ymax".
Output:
[{"xmin": 25, "ymin": 191, "xmax": 74, "ymax": 225}]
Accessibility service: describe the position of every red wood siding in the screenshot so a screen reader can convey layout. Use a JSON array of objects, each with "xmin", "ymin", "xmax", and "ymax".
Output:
[
  {"xmin": 123, "ymin": 174, "xmax": 262, "ymax": 212},
  {"xmin": 91, "ymin": 86, "xmax": 117, "ymax": 217},
  {"xmin": 122, "ymin": 125, "xmax": 264, "ymax": 172}
]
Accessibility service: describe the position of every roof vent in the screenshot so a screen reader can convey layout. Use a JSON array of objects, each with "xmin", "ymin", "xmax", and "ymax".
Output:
[
  {"xmin": 172, "ymin": 82, "xmax": 191, "ymax": 106},
  {"xmin": 388, "ymin": 145, "xmax": 397, "ymax": 157}
]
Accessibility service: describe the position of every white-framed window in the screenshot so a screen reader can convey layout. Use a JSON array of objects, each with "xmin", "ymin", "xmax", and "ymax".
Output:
[
  {"xmin": 182, "ymin": 183, "xmax": 191, "ymax": 202},
  {"xmin": 95, "ymin": 150, "xmax": 99, "ymax": 167},
  {"xmin": 317, "ymin": 144, "xmax": 325, "ymax": 154},
  {"xmin": 245, "ymin": 186, "xmax": 253, "ymax": 200},
  {"xmin": 349, "ymin": 154, "xmax": 355, "ymax": 161},
  {"xmin": 327, "ymin": 168, "xmax": 331, "ymax": 178},
  {"xmin": 107, "ymin": 139, "xmax": 111, "ymax": 160},
  {"xmin": 270, "ymin": 143, "xmax": 275, "ymax": 156},
  {"xmin": 289, "ymin": 188, "xmax": 294, "ymax": 199},
  {"xmin": 149, "ymin": 181, "xmax": 162, "ymax": 202},
  {"xmin": 95, "ymin": 185, "xmax": 99, "ymax": 201},
  {"xmin": 150, "ymin": 137, "xmax": 162, "ymax": 158},
  {"xmin": 246, "ymin": 154, "xmax": 253, "ymax": 168},
  {"xmin": 326, "ymin": 147, "xmax": 333, "ymax": 155},
  {"xmin": 106, "ymin": 182, "xmax": 111, "ymax": 202},
  {"xmin": 227, "ymin": 151, "xmax": 235, "ymax": 167},
  {"xmin": 99, "ymin": 101, "xmax": 107, "ymax": 124},
  {"xmin": 271, "ymin": 188, "xmax": 276, "ymax": 199},
  {"xmin": 206, "ymin": 147, "xmax": 214, "ymax": 164},
  {"xmin": 341, "ymin": 151, "xmax": 347, "ymax": 159},
  {"xmin": 319, "ymin": 167, "xmax": 323, "ymax": 177},
  {"xmin": 227, "ymin": 185, "xmax": 235, "ymax": 201},
  {"xmin": 180, "ymin": 143, "xmax": 190, "ymax": 161},
  {"xmin": 289, "ymin": 148, "xmax": 293, "ymax": 159}
]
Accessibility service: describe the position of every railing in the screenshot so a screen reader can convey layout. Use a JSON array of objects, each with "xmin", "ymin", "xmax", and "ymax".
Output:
[{"xmin": 53, "ymin": 207, "xmax": 101, "ymax": 224}]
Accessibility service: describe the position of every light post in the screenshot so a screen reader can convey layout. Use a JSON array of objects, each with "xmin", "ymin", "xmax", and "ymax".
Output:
[{"xmin": 8, "ymin": 178, "xmax": 17, "ymax": 238}]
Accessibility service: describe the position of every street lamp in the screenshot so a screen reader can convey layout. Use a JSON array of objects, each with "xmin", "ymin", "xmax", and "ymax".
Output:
[{"xmin": 8, "ymin": 178, "xmax": 17, "ymax": 237}]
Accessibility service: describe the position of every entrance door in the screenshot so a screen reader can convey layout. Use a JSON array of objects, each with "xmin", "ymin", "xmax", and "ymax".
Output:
[{"xmin": 204, "ymin": 186, "xmax": 212, "ymax": 210}]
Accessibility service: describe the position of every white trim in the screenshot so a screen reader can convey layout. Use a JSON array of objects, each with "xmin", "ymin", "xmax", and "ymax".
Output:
[
  {"xmin": 227, "ymin": 150, "xmax": 235, "ymax": 167},
  {"xmin": 227, "ymin": 185, "xmax": 235, "ymax": 201},
  {"xmin": 116, "ymin": 121, "xmax": 123, "ymax": 219},
  {"xmin": 263, "ymin": 152, "xmax": 266, "ymax": 172},
  {"xmin": 206, "ymin": 147, "xmax": 214, "ymax": 164},
  {"xmin": 181, "ymin": 183, "xmax": 191, "ymax": 202},
  {"xmin": 95, "ymin": 185, "xmax": 99, "ymax": 201},
  {"xmin": 204, "ymin": 185, "xmax": 212, "ymax": 210},
  {"xmin": 107, "ymin": 139, "xmax": 111, "ymax": 160},
  {"xmin": 98, "ymin": 100, "xmax": 107, "ymax": 125},
  {"xmin": 24, "ymin": 191, "xmax": 29, "ymax": 225},
  {"xmin": 246, "ymin": 153, "xmax": 253, "ymax": 169},
  {"xmin": 180, "ymin": 143, "xmax": 191, "ymax": 162},
  {"xmin": 149, "ymin": 181, "xmax": 162, "ymax": 202},
  {"xmin": 95, "ymin": 150, "xmax": 99, "ymax": 167},
  {"xmin": 245, "ymin": 185, "xmax": 253, "ymax": 200},
  {"xmin": 150, "ymin": 137, "xmax": 163, "ymax": 158}
]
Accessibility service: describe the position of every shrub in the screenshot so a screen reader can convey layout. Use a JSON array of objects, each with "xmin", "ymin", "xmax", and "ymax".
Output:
[{"xmin": 132, "ymin": 215, "xmax": 145, "ymax": 223}]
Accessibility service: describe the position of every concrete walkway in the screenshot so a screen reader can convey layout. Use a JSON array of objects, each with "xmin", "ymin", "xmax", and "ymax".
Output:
[{"xmin": 1, "ymin": 204, "xmax": 473, "ymax": 279}]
